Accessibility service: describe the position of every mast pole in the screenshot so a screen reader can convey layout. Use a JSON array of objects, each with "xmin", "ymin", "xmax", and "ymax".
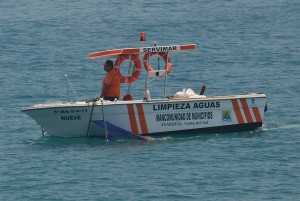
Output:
[
  {"xmin": 140, "ymin": 32, "xmax": 149, "ymax": 100},
  {"xmin": 164, "ymin": 52, "xmax": 169, "ymax": 98}
]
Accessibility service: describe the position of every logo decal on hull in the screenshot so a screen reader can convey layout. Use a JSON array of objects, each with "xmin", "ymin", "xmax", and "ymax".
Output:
[{"xmin": 222, "ymin": 110, "xmax": 232, "ymax": 122}]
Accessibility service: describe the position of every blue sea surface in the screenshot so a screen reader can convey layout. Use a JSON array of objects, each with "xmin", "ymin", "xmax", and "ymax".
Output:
[{"xmin": 1, "ymin": 0, "xmax": 299, "ymax": 200}]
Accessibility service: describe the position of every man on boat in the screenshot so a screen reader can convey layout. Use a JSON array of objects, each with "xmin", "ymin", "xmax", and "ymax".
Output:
[{"xmin": 100, "ymin": 60, "xmax": 120, "ymax": 101}]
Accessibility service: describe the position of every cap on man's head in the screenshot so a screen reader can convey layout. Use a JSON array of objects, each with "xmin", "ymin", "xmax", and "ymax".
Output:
[{"xmin": 104, "ymin": 60, "xmax": 114, "ymax": 68}]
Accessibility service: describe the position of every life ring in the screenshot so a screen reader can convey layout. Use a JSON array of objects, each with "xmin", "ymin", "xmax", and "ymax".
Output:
[
  {"xmin": 114, "ymin": 54, "xmax": 142, "ymax": 83},
  {"xmin": 143, "ymin": 52, "xmax": 172, "ymax": 73}
]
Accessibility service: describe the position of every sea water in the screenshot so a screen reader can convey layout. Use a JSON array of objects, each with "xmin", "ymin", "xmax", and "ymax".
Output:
[{"xmin": 1, "ymin": 0, "xmax": 299, "ymax": 200}]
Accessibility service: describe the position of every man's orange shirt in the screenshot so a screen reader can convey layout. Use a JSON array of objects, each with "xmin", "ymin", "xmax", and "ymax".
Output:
[{"xmin": 102, "ymin": 70, "xmax": 120, "ymax": 97}]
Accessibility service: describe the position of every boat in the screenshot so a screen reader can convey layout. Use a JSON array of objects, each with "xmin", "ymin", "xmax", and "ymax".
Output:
[{"xmin": 22, "ymin": 33, "xmax": 267, "ymax": 139}]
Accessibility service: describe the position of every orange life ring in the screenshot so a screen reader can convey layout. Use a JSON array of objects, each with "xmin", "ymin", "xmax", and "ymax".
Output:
[
  {"xmin": 114, "ymin": 54, "xmax": 142, "ymax": 83},
  {"xmin": 143, "ymin": 52, "xmax": 172, "ymax": 73}
]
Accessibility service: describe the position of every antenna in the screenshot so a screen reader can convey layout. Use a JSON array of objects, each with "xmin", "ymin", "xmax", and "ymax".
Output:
[
  {"xmin": 141, "ymin": 32, "xmax": 150, "ymax": 100},
  {"xmin": 65, "ymin": 74, "xmax": 78, "ymax": 102}
]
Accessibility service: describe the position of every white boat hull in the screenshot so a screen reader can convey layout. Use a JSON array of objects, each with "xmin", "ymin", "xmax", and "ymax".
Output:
[{"xmin": 22, "ymin": 94, "xmax": 267, "ymax": 138}]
